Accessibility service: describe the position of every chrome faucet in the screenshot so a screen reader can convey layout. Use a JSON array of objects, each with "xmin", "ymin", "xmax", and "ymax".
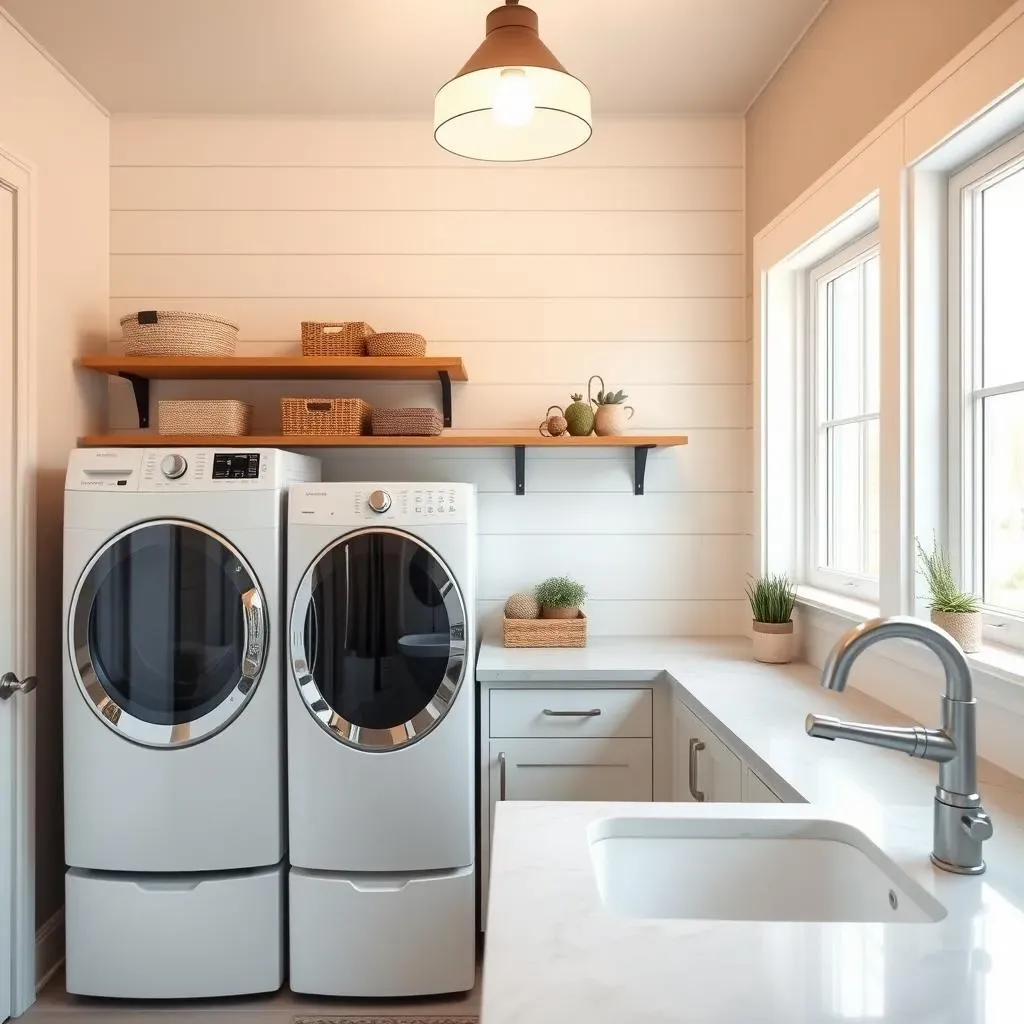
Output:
[{"xmin": 806, "ymin": 616, "xmax": 993, "ymax": 874}]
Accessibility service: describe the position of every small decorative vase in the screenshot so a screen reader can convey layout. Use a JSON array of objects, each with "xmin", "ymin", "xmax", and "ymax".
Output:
[
  {"xmin": 752, "ymin": 620, "xmax": 794, "ymax": 664},
  {"xmin": 593, "ymin": 404, "xmax": 635, "ymax": 436},
  {"xmin": 930, "ymin": 610, "xmax": 983, "ymax": 653},
  {"xmin": 541, "ymin": 605, "xmax": 579, "ymax": 620}
]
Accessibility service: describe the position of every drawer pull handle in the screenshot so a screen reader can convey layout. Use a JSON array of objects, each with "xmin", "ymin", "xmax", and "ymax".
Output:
[
  {"xmin": 688, "ymin": 738, "xmax": 706, "ymax": 803},
  {"xmin": 542, "ymin": 708, "xmax": 602, "ymax": 717},
  {"xmin": 517, "ymin": 763, "xmax": 629, "ymax": 769},
  {"xmin": 498, "ymin": 751, "xmax": 507, "ymax": 801}
]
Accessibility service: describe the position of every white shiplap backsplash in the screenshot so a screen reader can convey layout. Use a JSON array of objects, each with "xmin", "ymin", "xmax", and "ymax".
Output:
[{"xmin": 108, "ymin": 117, "xmax": 751, "ymax": 637}]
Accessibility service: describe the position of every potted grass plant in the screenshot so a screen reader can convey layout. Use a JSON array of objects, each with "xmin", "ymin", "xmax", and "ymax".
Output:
[
  {"xmin": 536, "ymin": 576, "xmax": 587, "ymax": 620},
  {"xmin": 916, "ymin": 537, "xmax": 982, "ymax": 653},
  {"xmin": 746, "ymin": 573, "xmax": 797, "ymax": 663}
]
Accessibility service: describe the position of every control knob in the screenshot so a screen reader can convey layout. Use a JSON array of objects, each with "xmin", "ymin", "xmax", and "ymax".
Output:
[
  {"xmin": 160, "ymin": 453, "xmax": 188, "ymax": 480},
  {"xmin": 367, "ymin": 489, "xmax": 392, "ymax": 514}
]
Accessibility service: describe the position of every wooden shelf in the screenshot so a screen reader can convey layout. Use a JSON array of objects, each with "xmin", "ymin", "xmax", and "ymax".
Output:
[
  {"xmin": 77, "ymin": 355, "xmax": 468, "ymax": 382},
  {"xmin": 77, "ymin": 432, "xmax": 688, "ymax": 495},
  {"xmin": 76, "ymin": 354, "xmax": 468, "ymax": 429}
]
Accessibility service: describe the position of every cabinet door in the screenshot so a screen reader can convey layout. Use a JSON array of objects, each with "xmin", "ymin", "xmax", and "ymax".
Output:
[
  {"xmin": 673, "ymin": 700, "xmax": 743, "ymax": 802},
  {"xmin": 743, "ymin": 765, "xmax": 782, "ymax": 803}
]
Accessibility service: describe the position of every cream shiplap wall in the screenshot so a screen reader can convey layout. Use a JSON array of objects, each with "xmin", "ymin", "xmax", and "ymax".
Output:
[{"xmin": 108, "ymin": 116, "xmax": 749, "ymax": 637}]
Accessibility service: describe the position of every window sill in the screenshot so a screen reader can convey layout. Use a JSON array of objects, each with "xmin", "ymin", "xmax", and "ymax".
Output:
[{"xmin": 795, "ymin": 585, "xmax": 879, "ymax": 624}]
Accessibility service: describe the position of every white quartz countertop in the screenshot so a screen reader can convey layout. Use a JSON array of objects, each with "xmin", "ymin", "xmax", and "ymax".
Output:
[{"xmin": 476, "ymin": 636, "xmax": 1024, "ymax": 1024}]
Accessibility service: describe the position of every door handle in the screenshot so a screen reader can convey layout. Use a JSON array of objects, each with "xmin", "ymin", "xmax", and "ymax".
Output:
[
  {"xmin": 688, "ymin": 738, "xmax": 706, "ymax": 802},
  {"xmin": 498, "ymin": 751, "xmax": 507, "ymax": 801},
  {"xmin": 0, "ymin": 672, "xmax": 37, "ymax": 701},
  {"xmin": 241, "ymin": 588, "xmax": 267, "ymax": 680},
  {"xmin": 542, "ymin": 708, "xmax": 602, "ymax": 718}
]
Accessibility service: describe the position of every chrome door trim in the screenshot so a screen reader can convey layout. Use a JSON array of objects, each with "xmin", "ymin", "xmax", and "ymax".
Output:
[
  {"xmin": 69, "ymin": 518, "xmax": 268, "ymax": 749},
  {"xmin": 290, "ymin": 526, "xmax": 468, "ymax": 752}
]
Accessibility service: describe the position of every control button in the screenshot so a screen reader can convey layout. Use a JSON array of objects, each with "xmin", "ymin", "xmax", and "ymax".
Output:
[
  {"xmin": 415, "ymin": 506, "xmax": 423, "ymax": 513},
  {"xmin": 160, "ymin": 453, "xmax": 188, "ymax": 480},
  {"xmin": 368, "ymin": 489, "xmax": 392, "ymax": 514},
  {"xmin": 426, "ymin": 506, "xmax": 434, "ymax": 514}
]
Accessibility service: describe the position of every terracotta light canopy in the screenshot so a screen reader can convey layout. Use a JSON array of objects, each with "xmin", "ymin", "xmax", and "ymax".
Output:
[{"xmin": 434, "ymin": 0, "xmax": 592, "ymax": 162}]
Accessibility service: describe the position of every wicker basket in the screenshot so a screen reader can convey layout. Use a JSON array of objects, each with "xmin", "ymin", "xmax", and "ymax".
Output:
[
  {"xmin": 120, "ymin": 311, "xmax": 238, "ymax": 356},
  {"xmin": 280, "ymin": 397, "xmax": 371, "ymax": 436},
  {"xmin": 158, "ymin": 400, "xmax": 252, "ymax": 436},
  {"xmin": 371, "ymin": 407, "xmax": 443, "ymax": 437},
  {"xmin": 366, "ymin": 332, "xmax": 427, "ymax": 357},
  {"xmin": 300, "ymin": 321, "xmax": 375, "ymax": 357},
  {"xmin": 502, "ymin": 613, "xmax": 587, "ymax": 648}
]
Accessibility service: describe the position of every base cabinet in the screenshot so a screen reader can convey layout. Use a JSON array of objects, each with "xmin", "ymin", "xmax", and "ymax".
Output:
[
  {"xmin": 743, "ymin": 765, "xmax": 782, "ymax": 803},
  {"xmin": 673, "ymin": 699, "xmax": 743, "ymax": 802}
]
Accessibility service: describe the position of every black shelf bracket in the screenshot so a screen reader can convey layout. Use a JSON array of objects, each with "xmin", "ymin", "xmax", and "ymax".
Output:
[
  {"xmin": 119, "ymin": 372, "xmax": 150, "ymax": 429},
  {"xmin": 438, "ymin": 371, "xmax": 453, "ymax": 428},
  {"xmin": 514, "ymin": 445, "xmax": 526, "ymax": 495},
  {"xmin": 634, "ymin": 444, "xmax": 655, "ymax": 496}
]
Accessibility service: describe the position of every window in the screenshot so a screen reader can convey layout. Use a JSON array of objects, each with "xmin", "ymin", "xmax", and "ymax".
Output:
[
  {"xmin": 805, "ymin": 234, "xmax": 881, "ymax": 599},
  {"xmin": 950, "ymin": 131, "xmax": 1024, "ymax": 648}
]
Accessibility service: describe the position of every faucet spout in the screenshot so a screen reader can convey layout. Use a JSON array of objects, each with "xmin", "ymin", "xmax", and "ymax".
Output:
[{"xmin": 807, "ymin": 616, "xmax": 991, "ymax": 874}]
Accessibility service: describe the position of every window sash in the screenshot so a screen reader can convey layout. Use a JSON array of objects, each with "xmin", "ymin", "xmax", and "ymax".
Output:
[
  {"xmin": 949, "ymin": 131, "xmax": 1024, "ymax": 649},
  {"xmin": 805, "ymin": 232, "xmax": 881, "ymax": 600}
]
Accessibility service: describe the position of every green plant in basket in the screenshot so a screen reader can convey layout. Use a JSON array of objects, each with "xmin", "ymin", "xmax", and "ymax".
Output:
[
  {"xmin": 536, "ymin": 576, "xmax": 587, "ymax": 620},
  {"xmin": 916, "ymin": 537, "xmax": 980, "ymax": 613}
]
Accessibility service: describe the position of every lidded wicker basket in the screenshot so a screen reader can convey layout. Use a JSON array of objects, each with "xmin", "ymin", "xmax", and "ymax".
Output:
[
  {"xmin": 300, "ymin": 321, "xmax": 375, "ymax": 357},
  {"xmin": 120, "ymin": 311, "xmax": 238, "ymax": 356},
  {"xmin": 371, "ymin": 407, "xmax": 443, "ymax": 437},
  {"xmin": 158, "ymin": 400, "xmax": 251, "ymax": 436},
  {"xmin": 280, "ymin": 397, "xmax": 371, "ymax": 436},
  {"xmin": 366, "ymin": 332, "xmax": 427, "ymax": 357}
]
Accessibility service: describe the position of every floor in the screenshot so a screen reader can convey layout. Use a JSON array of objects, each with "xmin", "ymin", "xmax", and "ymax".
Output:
[{"xmin": 22, "ymin": 968, "xmax": 482, "ymax": 1023}]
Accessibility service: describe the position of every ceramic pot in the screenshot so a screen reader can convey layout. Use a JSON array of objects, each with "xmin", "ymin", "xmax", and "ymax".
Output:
[
  {"xmin": 751, "ymin": 620, "xmax": 794, "ymax": 664},
  {"xmin": 930, "ymin": 610, "xmax": 982, "ymax": 653},
  {"xmin": 541, "ymin": 605, "xmax": 580, "ymax": 620},
  {"xmin": 593, "ymin": 404, "xmax": 635, "ymax": 436}
]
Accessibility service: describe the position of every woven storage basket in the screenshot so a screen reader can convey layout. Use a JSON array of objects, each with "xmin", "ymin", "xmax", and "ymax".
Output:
[
  {"xmin": 300, "ymin": 321, "xmax": 375, "ymax": 357},
  {"xmin": 281, "ymin": 397, "xmax": 371, "ymax": 436},
  {"xmin": 366, "ymin": 332, "xmax": 427, "ymax": 357},
  {"xmin": 371, "ymin": 407, "xmax": 443, "ymax": 437},
  {"xmin": 158, "ymin": 400, "xmax": 252, "ymax": 436},
  {"xmin": 502, "ymin": 613, "xmax": 587, "ymax": 648},
  {"xmin": 120, "ymin": 311, "xmax": 238, "ymax": 356}
]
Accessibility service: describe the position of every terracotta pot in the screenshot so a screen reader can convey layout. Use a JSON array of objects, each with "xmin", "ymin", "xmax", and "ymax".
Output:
[
  {"xmin": 541, "ymin": 605, "xmax": 580, "ymax": 620},
  {"xmin": 593, "ymin": 404, "xmax": 635, "ymax": 436},
  {"xmin": 930, "ymin": 610, "xmax": 982, "ymax": 653},
  {"xmin": 751, "ymin": 620, "xmax": 795, "ymax": 664}
]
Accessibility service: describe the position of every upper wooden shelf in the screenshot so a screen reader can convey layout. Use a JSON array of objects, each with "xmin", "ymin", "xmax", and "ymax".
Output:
[{"xmin": 77, "ymin": 354, "xmax": 468, "ymax": 382}]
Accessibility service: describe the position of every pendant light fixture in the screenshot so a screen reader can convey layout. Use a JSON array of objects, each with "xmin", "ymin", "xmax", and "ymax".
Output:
[{"xmin": 434, "ymin": 0, "xmax": 592, "ymax": 162}]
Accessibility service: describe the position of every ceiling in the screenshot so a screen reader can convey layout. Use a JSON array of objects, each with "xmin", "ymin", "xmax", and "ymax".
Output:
[{"xmin": 1, "ymin": 0, "xmax": 827, "ymax": 116}]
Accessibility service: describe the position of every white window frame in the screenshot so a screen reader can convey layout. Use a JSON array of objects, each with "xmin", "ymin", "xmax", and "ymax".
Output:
[
  {"xmin": 803, "ymin": 231, "xmax": 881, "ymax": 601},
  {"xmin": 949, "ymin": 130, "xmax": 1024, "ymax": 651}
]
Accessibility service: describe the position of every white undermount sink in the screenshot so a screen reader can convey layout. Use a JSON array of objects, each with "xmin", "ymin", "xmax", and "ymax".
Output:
[{"xmin": 588, "ymin": 816, "xmax": 947, "ymax": 924}]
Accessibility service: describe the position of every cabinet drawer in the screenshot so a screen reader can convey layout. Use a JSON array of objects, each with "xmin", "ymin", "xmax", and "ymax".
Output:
[{"xmin": 489, "ymin": 688, "xmax": 652, "ymax": 738}]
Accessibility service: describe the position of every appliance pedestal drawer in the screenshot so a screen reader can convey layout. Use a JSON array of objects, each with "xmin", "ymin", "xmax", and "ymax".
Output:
[
  {"xmin": 289, "ymin": 865, "xmax": 476, "ymax": 998},
  {"xmin": 65, "ymin": 862, "xmax": 285, "ymax": 998}
]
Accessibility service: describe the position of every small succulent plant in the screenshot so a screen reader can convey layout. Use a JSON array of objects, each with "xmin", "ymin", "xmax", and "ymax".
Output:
[
  {"xmin": 594, "ymin": 387, "xmax": 628, "ymax": 405},
  {"xmin": 535, "ymin": 575, "xmax": 588, "ymax": 609}
]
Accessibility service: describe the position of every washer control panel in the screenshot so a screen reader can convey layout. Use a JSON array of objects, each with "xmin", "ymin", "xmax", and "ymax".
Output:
[{"xmin": 292, "ymin": 483, "xmax": 472, "ymax": 525}]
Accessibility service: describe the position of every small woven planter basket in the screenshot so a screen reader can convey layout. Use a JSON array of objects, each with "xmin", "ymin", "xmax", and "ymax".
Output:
[
  {"xmin": 158, "ymin": 400, "xmax": 252, "ymax": 436},
  {"xmin": 300, "ymin": 321, "xmax": 374, "ymax": 357},
  {"xmin": 931, "ymin": 610, "xmax": 983, "ymax": 653},
  {"xmin": 366, "ymin": 332, "xmax": 427, "ymax": 357},
  {"xmin": 371, "ymin": 407, "xmax": 443, "ymax": 437},
  {"xmin": 281, "ymin": 397, "xmax": 371, "ymax": 436},
  {"xmin": 503, "ymin": 613, "xmax": 587, "ymax": 649},
  {"xmin": 120, "ymin": 311, "xmax": 238, "ymax": 356}
]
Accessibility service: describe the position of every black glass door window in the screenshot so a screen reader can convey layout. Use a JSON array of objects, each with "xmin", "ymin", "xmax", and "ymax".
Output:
[
  {"xmin": 77, "ymin": 522, "xmax": 257, "ymax": 727},
  {"xmin": 303, "ymin": 532, "xmax": 458, "ymax": 731}
]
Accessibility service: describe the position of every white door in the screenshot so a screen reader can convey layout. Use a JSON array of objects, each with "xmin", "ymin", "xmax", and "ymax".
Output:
[{"xmin": 1, "ymin": 155, "xmax": 36, "ymax": 1021}]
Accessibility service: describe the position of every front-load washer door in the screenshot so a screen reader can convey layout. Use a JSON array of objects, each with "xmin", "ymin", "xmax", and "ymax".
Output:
[
  {"xmin": 69, "ymin": 519, "xmax": 268, "ymax": 748},
  {"xmin": 291, "ymin": 527, "xmax": 467, "ymax": 751}
]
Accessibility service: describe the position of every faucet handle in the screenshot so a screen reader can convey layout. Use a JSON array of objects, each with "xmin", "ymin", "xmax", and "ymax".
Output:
[{"xmin": 961, "ymin": 810, "xmax": 993, "ymax": 843}]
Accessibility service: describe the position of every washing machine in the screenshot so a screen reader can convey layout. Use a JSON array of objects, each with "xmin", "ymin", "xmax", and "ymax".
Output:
[
  {"xmin": 286, "ymin": 482, "xmax": 477, "ymax": 998},
  {"xmin": 62, "ymin": 446, "xmax": 320, "ymax": 999}
]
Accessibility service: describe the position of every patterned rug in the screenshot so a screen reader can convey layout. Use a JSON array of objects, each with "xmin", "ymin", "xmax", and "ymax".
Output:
[{"xmin": 294, "ymin": 1018, "xmax": 479, "ymax": 1024}]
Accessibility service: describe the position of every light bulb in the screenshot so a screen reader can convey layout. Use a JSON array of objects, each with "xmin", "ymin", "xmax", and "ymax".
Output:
[{"xmin": 492, "ymin": 68, "xmax": 535, "ymax": 127}]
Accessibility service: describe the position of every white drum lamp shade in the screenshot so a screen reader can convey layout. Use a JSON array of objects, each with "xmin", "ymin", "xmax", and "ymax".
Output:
[{"xmin": 434, "ymin": 1, "xmax": 592, "ymax": 162}]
